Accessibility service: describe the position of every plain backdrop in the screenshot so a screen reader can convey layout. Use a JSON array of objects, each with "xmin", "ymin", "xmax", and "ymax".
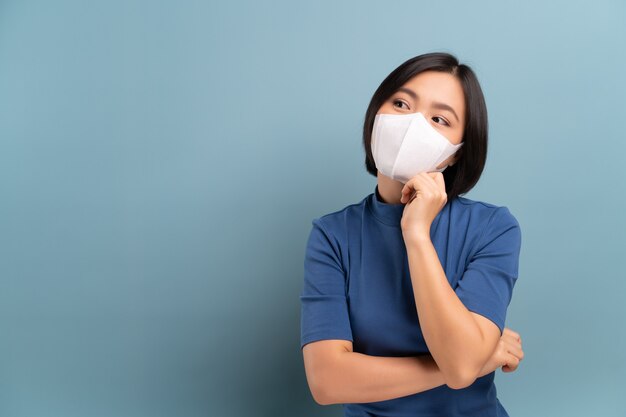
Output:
[{"xmin": 1, "ymin": 0, "xmax": 624, "ymax": 416}]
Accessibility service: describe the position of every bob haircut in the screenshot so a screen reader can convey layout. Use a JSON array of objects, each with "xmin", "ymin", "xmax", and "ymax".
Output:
[{"xmin": 362, "ymin": 52, "xmax": 488, "ymax": 202}]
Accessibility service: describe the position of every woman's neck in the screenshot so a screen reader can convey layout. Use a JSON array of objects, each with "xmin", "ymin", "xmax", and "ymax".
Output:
[{"xmin": 377, "ymin": 173, "xmax": 404, "ymax": 204}]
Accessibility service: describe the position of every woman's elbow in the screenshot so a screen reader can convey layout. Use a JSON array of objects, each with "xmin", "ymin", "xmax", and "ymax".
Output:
[
  {"xmin": 305, "ymin": 366, "xmax": 337, "ymax": 405},
  {"xmin": 445, "ymin": 367, "xmax": 477, "ymax": 390},
  {"xmin": 310, "ymin": 385, "xmax": 329, "ymax": 405},
  {"xmin": 308, "ymin": 378, "xmax": 338, "ymax": 405},
  {"xmin": 303, "ymin": 340, "xmax": 350, "ymax": 405}
]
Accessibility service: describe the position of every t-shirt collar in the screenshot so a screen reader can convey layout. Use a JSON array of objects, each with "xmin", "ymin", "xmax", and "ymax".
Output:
[{"xmin": 368, "ymin": 184, "xmax": 406, "ymax": 227}]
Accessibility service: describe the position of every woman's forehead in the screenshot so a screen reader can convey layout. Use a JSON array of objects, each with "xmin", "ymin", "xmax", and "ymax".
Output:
[{"xmin": 399, "ymin": 71, "xmax": 465, "ymax": 121}]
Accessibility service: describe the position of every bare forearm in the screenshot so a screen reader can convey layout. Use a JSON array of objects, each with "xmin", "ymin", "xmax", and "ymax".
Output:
[
  {"xmin": 320, "ymin": 352, "xmax": 446, "ymax": 405},
  {"xmin": 405, "ymin": 236, "xmax": 483, "ymax": 385}
]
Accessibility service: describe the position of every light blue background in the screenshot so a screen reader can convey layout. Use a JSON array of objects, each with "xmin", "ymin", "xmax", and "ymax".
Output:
[{"xmin": 1, "ymin": 0, "xmax": 624, "ymax": 416}]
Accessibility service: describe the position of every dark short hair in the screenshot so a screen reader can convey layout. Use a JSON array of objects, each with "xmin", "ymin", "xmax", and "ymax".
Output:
[{"xmin": 362, "ymin": 52, "xmax": 488, "ymax": 201}]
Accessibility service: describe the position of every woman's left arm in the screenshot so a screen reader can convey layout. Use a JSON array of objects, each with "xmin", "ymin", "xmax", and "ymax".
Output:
[
  {"xmin": 399, "ymin": 172, "xmax": 502, "ymax": 389},
  {"xmin": 404, "ymin": 235, "xmax": 500, "ymax": 389}
]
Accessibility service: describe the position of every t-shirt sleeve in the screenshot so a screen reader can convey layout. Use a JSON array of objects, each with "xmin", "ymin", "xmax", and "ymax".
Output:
[
  {"xmin": 454, "ymin": 206, "xmax": 522, "ymax": 336},
  {"xmin": 300, "ymin": 218, "xmax": 353, "ymax": 350}
]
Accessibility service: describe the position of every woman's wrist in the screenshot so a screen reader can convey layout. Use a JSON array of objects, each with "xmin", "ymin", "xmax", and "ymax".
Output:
[{"xmin": 402, "ymin": 228, "xmax": 432, "ymax": 246}]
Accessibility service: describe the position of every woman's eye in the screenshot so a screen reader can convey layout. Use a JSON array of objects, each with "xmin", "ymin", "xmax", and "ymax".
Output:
[
  {"xmin": 432, "ymin": 116, "xmax": 449, "ymax": 126},
  {"xmin": 393, "ymin": 100, "xmax": 409, "ymax": 110}
]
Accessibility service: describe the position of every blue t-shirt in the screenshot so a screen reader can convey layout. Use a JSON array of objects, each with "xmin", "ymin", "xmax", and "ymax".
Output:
[{"xmin": 300, "ymin": 184, "xmax": 522, "ymax": 417}]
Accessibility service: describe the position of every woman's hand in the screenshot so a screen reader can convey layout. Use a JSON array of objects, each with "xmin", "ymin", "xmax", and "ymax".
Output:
[
  {"xmin": 477, "ymin": 327, "xmax": 525, "ymax": 377},
  {"xmin": 400, "ymin": 172, "xmax": 448, "ymax": 243}
]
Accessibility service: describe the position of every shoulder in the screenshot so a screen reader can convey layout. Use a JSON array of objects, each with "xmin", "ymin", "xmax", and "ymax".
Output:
[
  {"xmin": 311, "ymin": 195, "xmax": 368, "ymax": 236},
  {"xmin": 453, "ymin": 196, "xmax": 522, "ymax": 253},
  {"xmin": 453, "ymin": 195, "xmax": 520, "ymax": 229},
  {"xmin": 306, "ymin": 196, "xmax": 367, "ymax": 268}
]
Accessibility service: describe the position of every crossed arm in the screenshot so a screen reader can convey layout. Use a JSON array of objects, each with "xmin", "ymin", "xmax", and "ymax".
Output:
[
  {"xmin": 302, "ymin": 214, "xmax": 520, "ymax": 405},
  {"xmin": 302, "ymin": 235, "xmax": 501, "ymax": 406},
  {"xmin": 302, "ymin": 339, "xmax": 446, "ymax": 405}
]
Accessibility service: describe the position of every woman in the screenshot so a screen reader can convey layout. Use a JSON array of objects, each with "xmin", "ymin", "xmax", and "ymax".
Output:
[{"xmin": 300, "ymin": 52, "xmax": 524, "ymax": 417}]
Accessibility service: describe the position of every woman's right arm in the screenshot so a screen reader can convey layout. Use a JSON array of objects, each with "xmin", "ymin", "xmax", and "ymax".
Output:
[
  {"xmin": 302, "ymin": 339, "xmax": 445, "ymax": 405},
  {"xmin": 302, "ymin": 327, "xmax": 523, "ymax": 405}
]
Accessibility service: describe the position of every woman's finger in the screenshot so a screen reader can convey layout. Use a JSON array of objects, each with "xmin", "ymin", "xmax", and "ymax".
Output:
[
  {"xmin": 401, "ymin": 175, "xmax": 427, "ymax": 203},
  {"xmin": 429, "ymin": 172, "xmax": 447, "ymax": 196},
  {"xmin": 501, "ymin": 334, "xmax": 522, "ymax": 353},
  {"xmin": 504, "ymin": 341, "xmax": 525, "ymax": 361},
  {"xmin": 415, "ymin": 172, "xmax": 438, "ymax": 196},
  {"xmin": 420, "ymin": 172, "xmax": 439, "ymax": 195},
  {"xmin": 503, "ymin": 328, "xmax": 522, "ymax": 342},
  {"xmin": 503, "ymin": 352, "xmax": 520, "ymax": 372},
  {"xmin": 502, "ymin": 332, "xmax": 522, "ymax": 345},
  {"xmin": 401, "ymin": 172, "xmax": 442, "ymax": 203},
  {"xmin": 400, "ymin": 178, "xmax": 416, "ymax": 203}
]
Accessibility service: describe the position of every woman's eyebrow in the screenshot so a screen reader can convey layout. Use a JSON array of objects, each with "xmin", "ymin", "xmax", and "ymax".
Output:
[{"xmin": 396, "ymin": 87, "xmax": 460, "ymax": 123}]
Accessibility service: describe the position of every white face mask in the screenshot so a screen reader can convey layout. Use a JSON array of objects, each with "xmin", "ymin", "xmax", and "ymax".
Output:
[{"xmin": 371, "ymin": 111, "xmax": 464, "ymax": 184}]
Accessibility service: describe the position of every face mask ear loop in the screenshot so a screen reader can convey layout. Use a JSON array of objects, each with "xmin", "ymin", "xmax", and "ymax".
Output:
[{"xmin": 449, "ymin": 144, "xmax": 464, "ymax": 167}]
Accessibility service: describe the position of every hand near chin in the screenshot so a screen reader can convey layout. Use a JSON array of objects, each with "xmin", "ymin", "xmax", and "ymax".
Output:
[{"xmin": 400, "ymin": 172, "xmax": 448, "ymax": 243}]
